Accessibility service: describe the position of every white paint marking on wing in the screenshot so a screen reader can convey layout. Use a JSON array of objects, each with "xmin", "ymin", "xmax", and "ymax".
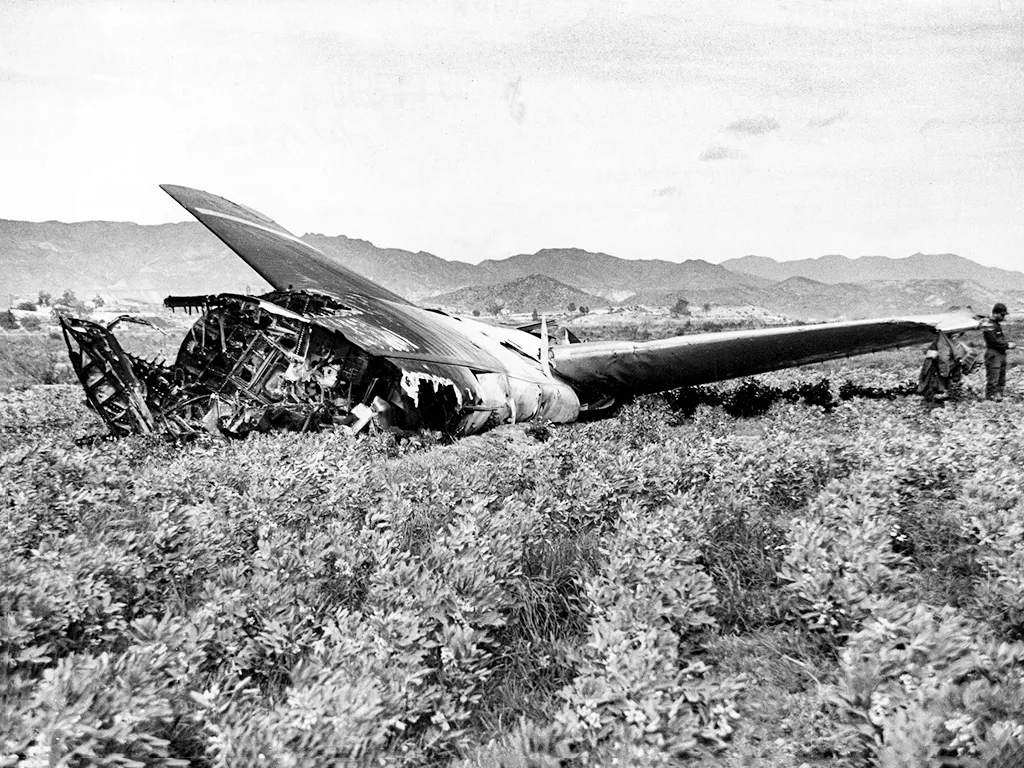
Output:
[
  {"xmin": 194, "ymin": 207, "xmax": 325, "ymax": 254},
  {"xmin": 318, "ymin": 315, "xmax": 418, "ymax": 353}
]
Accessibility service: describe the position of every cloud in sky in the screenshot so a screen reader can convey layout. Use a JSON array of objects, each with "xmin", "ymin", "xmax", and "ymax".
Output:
[
  {"xmin": 918, "ymin": 113, "xmax": 1023, "ymax": 135},
  {"xmin": 504, "ymin": 76, "xmax": 527, "ymax": 124},
  {"xmin": 724, "ymin": 116, "xmax": 780, "ymax": 135},
  {"xmin": 699, "ymin": 146, "xmax": 741, "ymax": 162},
  {"xmin": 0, "ymin": 0, "xmax": 1022, "ymax": 271},
  {"xmin": 808, "ymin": 110, "xmax": 847, "ymax": 128}
]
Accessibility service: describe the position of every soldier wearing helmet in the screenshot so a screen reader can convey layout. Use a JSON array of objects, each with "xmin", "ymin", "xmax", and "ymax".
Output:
[{"xmin": 983, "ymin": 302, "xmax": 1016, "ymax": 401}]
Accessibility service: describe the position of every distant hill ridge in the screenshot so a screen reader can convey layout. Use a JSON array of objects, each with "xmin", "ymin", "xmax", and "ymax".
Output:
[
  {"xmin": 722, "ymin": 253, "xmax": 1024, "ymax": 291},
  {"xmin": 2, "ymin": 218, "xmax": 1023, "ymax": 320},
  {"xmin": 427, "ymin": 274, "xmax": 607, "ymax": 314}
]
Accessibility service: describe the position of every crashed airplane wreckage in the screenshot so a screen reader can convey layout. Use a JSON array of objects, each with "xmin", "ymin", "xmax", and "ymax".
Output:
[
  {"xmin": 60, "ymin": 290, "xmax": 580, "ymax": 438},
  {"xmin": 60, "ymin": 185, "xmax": 984, "ymax": 438}
]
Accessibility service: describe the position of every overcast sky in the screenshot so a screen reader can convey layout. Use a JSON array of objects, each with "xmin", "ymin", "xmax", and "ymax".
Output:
[{"xmin": 2, "ymin": 0, "xmax": 1022, "ymax": 269}]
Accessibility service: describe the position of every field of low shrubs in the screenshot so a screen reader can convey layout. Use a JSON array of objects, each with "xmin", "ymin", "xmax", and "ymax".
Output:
[
  {"xmin": 3, "ymin": 344, "xmax": 1024, "ymax": 765},
  {"xmin": 0, "ymin": 322, "xmax": 184, "ymax": 392}
]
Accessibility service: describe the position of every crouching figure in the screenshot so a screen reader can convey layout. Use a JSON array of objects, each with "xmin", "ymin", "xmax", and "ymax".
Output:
[{"xmin": 917, "ymin": 331, "xmax": 979, "ymax": 402}]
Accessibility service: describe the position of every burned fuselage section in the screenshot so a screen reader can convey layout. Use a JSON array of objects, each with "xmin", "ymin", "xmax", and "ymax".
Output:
[
  {"xmin": 61, "ymin": 291, "xmax": 582, "ymax": 438},
  {"xmin": 64, "ymin": 293, "xmax": 452, "ymax": 437},
  {"xmin": 167, "ymin": 292, "xmax": 408, "ymax": 436}
]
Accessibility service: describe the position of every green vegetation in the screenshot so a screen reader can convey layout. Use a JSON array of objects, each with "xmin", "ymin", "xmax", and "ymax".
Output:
[
  {"xmin": 50, "ymin": 289, "xmax": 91, "ymax": 318},
  {"xmin": 19, "ymin": 316, "xmax": 42, "ymax": 333},
  {"xmin": 0, "ymin": 333, "xmax": 76, "ymax": 388},
  {"xmin": 0, "ymin": 330, "xmax": 179, "ymax": 392},
  {"xmin": 567, "ymin": 314, "xmax": 783, "ymax": 343},
  {"xmin": 3, "ymin": 332, "xmax": 1024, "ymax": 765}
]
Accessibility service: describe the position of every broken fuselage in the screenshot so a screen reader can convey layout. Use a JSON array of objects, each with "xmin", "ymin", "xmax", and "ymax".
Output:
[{"xmin": 61, "ymin": 291, "xmax": 583, "ymax": 438}]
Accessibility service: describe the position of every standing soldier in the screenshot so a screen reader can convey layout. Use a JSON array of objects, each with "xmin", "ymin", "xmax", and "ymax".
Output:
[{"xmin": 983, "ymin": 302, "xmax": 1016, "ymax": 401}]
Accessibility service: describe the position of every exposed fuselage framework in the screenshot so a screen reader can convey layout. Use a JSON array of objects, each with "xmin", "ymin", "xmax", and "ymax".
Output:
[{"xmin": 61, "ymin": 291, "xmax": 582, "ymax": 438}]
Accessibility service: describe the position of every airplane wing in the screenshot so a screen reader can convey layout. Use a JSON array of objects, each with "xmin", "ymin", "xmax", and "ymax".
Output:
[
  {"xmin": 160, "ymin": 184, "xmax": 411, "ymax": 305},
  {"xmin": 160, "ymin": 184, "xmax": 512, "ymax": 371},
  {"xmin": 553, "ymin": 313, "xmax": 983, "ymax": 398}
]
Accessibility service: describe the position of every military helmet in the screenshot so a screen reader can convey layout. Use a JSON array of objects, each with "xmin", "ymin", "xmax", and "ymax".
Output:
[{"xmin": 993, "ymin": 302, "xmax": 1008, "ymax": 315}]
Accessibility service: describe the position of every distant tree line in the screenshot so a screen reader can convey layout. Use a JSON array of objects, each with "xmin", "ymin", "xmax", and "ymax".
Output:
[
  {"xmin": 0, "ymin": 310, "xmax": 41, "ymax": 332},
  {"xmin": 3, "ymin": 289, "xmax": 105, "ymax": 332},
  {"xmin": 671, "ymin": 298, "xmax": 690, "ymax": 317}
]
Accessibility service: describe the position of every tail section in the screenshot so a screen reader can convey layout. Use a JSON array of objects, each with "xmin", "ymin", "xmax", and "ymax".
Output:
[{"xmin": 59, "ymin": 316, "xmax": 156, "ymax": 435}]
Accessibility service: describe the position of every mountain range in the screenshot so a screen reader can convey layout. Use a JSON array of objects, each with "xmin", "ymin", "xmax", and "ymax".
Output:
[
  {"xmin": 429, "ymin": 274, "xmax": 609, "ymax": 315},
  {"xmin": 2, "ymin": 218, "xmax": 1022, "ymax": 321},
  {"xmin": 722, "ymin": 253, "xmax": 1024, "ymax": 289}
]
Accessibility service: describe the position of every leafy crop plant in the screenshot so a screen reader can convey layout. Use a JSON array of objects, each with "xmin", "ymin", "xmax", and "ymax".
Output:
[{"xmin": 3, "ymin": 357, "xmax": 1024, "ymax": 766}]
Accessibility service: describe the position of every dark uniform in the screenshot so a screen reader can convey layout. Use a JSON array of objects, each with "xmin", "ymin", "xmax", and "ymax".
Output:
[
  {"xmin": 983, "ymin": 302, "xmax": 1013, "ymax": 401},
  {"xmin": 917, "ymin": 331, "xmax": 975, "ymax": 401}
]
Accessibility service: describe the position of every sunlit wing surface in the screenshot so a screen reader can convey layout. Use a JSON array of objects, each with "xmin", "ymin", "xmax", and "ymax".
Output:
[
  {"xmin": 160, "ymin": 185, "xmax": 409, "ymax": 304},
  {"xmin": 553, "ymin": 313, "xmax": 983, "ymax": 398}
]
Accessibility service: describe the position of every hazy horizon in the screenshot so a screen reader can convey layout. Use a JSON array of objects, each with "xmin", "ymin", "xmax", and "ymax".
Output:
[
  {"xmin": 6, "ymin": 215, "xmax": 1024, "ymax": 277},
  {"xmin": 2, "ymin": 1, "xmax": 1022, "ymax": 270},
  {"xmin": 3, "ymin": 210, "xmax": 1024, "ymax": 272}
]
